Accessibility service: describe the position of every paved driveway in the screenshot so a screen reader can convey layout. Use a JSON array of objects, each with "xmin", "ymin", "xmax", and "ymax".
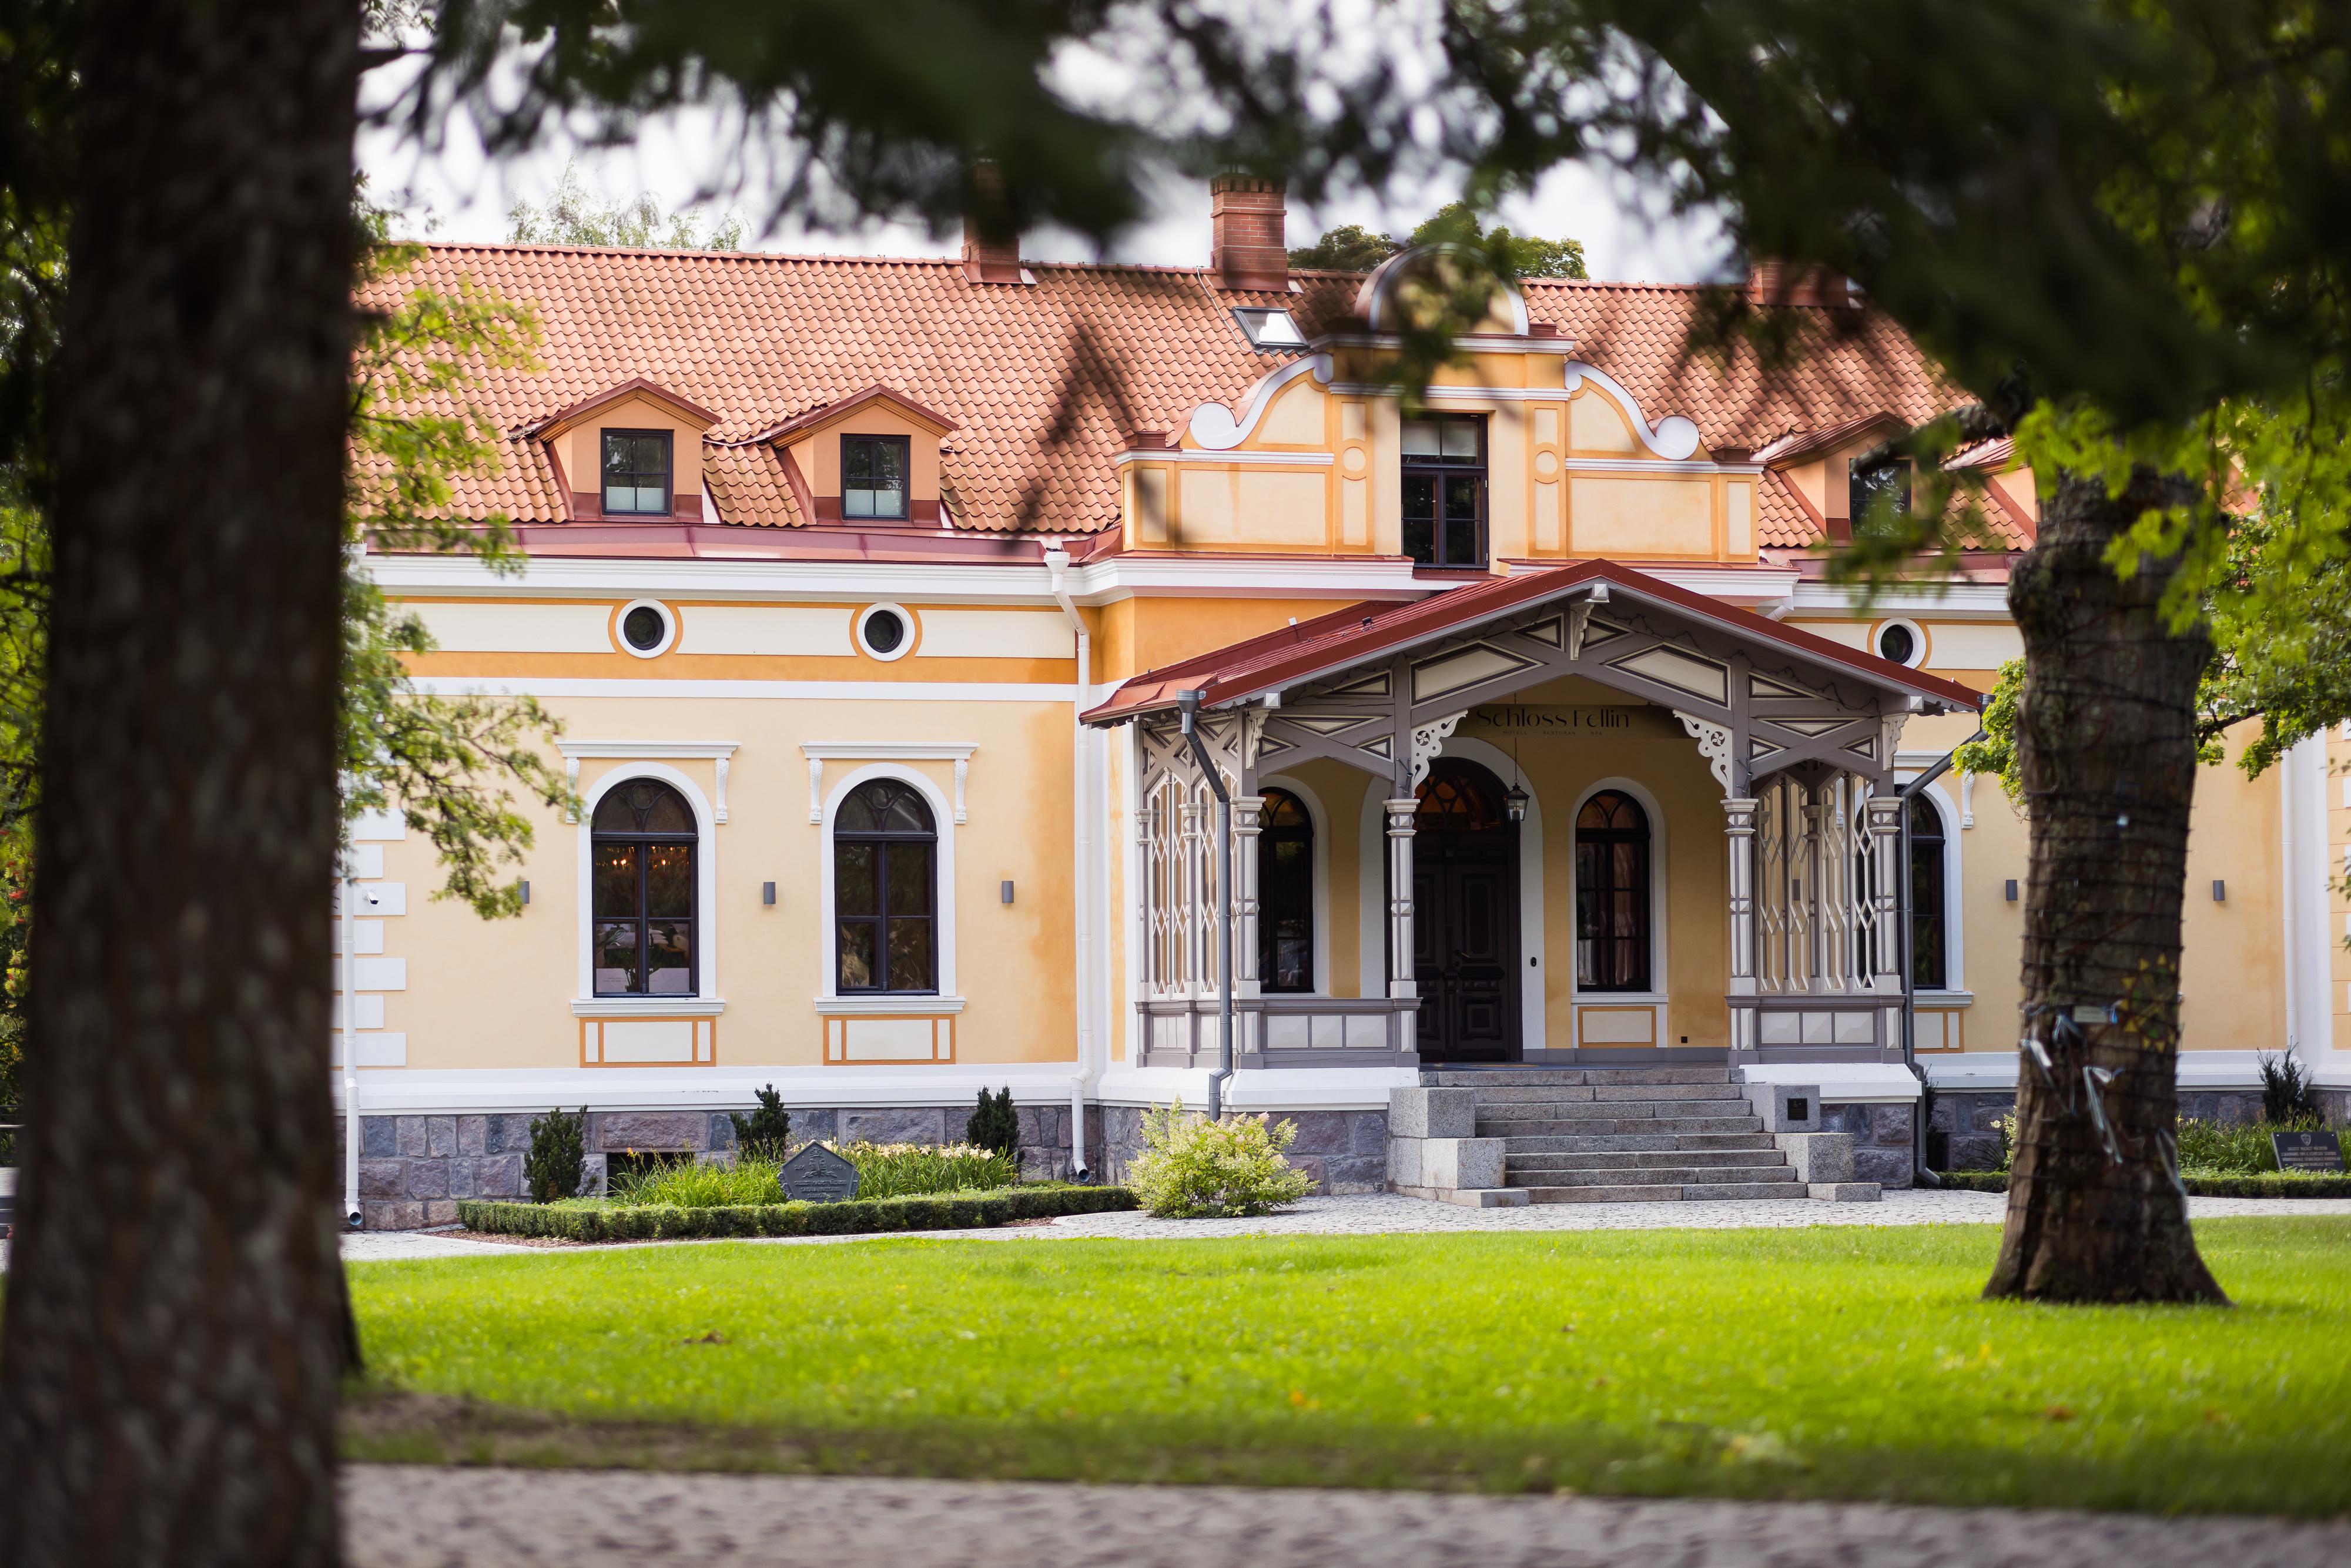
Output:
[{"xmin": 343, "ymin": 1464, "xmax": 2351, "ymax": 1568}]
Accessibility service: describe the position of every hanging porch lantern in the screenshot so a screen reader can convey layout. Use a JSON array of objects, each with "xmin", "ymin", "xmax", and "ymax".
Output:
[{"xmin": 1505, "ymin": 780, "xmax": 1530, "ymax": 824}]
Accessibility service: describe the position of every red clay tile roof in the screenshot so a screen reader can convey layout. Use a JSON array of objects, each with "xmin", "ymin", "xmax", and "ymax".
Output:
[
  {"xmin": 359, "ymin": 246, "xmax": 1970, "ymax": 541},
  {"xmin": 1518, "ymin": 281, "xmax": 1956, "ymax": 458}
]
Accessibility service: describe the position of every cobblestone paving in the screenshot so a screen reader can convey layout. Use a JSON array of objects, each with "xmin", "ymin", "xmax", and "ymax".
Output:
[
  {"xmin": 322, "ymin": 1190, "xmax": 2351, "ymax": 1264},
  {"xmin": 343, "ymin": 1464, "xmax": 2351, "ymax": 1568}
]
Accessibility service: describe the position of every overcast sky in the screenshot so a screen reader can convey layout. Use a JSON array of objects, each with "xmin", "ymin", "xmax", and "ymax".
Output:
[{"xmin": 358, "ymin": 100, "xmax": 1730, "ymax": 286}]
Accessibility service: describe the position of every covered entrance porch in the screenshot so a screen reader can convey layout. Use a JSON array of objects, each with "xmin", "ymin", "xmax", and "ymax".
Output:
[{"xmin": 1086, "ymin": 561, "xmax": 1983, "ymax": 1071}]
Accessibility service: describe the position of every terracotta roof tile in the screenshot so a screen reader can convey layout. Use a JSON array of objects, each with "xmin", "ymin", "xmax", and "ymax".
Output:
[{"xmin": 360, "ymin": 246, "xmax": 1965, "ymax": 540}]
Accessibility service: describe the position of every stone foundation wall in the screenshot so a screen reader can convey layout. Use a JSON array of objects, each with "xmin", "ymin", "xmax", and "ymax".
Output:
[
  {"xmin": 343, "ymin": 1102, "xmax": 1106, "ymax": 1230},
  {"xmin": 1927, "ymin": 1085, "xmax": 2351, "ymax": 1176},
  {"xmin": 1818, "ymin": 1102, "xmax": 1916, "ymax": 1188},
  {"xmin": 1096, "ymin": 1106, "xmax": 1388, "ymax": 1193}
]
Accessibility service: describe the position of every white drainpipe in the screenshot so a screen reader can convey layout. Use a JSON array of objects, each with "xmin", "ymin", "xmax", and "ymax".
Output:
[
  {"xmin": 341, "ymin": 867, "xmax": 361, "ymax": 1226},
  {"xmin": 1044, "ymin": 543, "xmax": 1094, "ymax": 1175}
]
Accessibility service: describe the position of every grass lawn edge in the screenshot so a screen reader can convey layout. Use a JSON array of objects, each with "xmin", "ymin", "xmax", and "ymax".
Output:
[{"xmin": 453, "ymin": 1186, "xmax": 1140, "ymax": 1241}]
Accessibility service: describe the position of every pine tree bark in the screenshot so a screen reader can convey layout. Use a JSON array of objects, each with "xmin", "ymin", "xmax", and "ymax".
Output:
[
  {"xmin": 1985, "ymin": 468, "xmax": 2228, "ymax": 1304},
  {"xmin": 0, "ymin": 2, "xmax": 360, "ymax": 1564}
]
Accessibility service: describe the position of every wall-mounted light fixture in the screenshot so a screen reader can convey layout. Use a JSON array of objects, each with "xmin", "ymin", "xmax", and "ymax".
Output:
[
  {"xmin": 2212, "ymin": 880, "xmax": 2226, "ymax": 902},
  {"xmin": 521, "ymin": 879, "xmax": 531, "ymax": 906},
  {"xmin": 1001, "ymin": 880, "xmax": 1016, "ymax": 904},
  {"xmin": 2005, "ymin": 879, "xmax": 2019, "ymax": 902},
  {"xmin": 763, "ymin": 882, "xmax": 777, "ymax": 906},
  {"xmin": 1504, "ymin": 781, "xmax": 1529, "ymax": 824}
]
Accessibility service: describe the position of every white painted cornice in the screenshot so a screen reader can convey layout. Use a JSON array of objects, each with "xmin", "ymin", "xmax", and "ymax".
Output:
[
  {"xmin": 1787, "ymin": 581, "xmax": 2014, "ymax": 619},
  {"xmin": 1630, "ymin": 565, "xmax": 1803, "ymax": 604},
  {"xmin": 570, "ymin": 998, "xmax": 727, "ymax": 1018},
  {"xmin": 558, "ymin": 740, "xmax": 739, "ymax": 759},
  {"xmin": 799, "ymin": 742, "xmax": 976, "ymax": 761}
]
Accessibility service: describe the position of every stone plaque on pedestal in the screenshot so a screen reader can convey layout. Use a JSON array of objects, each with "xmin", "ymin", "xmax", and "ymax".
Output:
[
  {"xmin": 780, "ymin": 1143, "xmax": 860, "ymax": 1202},
  {"xmin": 2270, "ymin": 1130, "xmax": 2345, "ymax": 1174}
]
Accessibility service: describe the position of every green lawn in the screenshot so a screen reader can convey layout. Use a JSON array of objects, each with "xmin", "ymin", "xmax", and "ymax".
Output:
[{"xmin": 346, "ymin": 1217, "xmax": 2351, "ymax": 1515}]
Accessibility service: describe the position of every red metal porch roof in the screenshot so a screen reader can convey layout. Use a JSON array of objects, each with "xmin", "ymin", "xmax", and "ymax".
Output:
[{"xmin": 1083, "ymin": 559, "xmax": 1985, "ymax": 724}]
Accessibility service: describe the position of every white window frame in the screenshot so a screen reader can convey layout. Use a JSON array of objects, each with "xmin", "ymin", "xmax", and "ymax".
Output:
[
  {"xmin": 818, "ymin": 763, "xmax": 962, "ymax": 1011},
  {"xmin": 572, "ymin": 760, "xmax": 722, "ymax": 1014},
  {"xmin": 1903, "ymin": 776, "xmax": 1967, "ymax": 999},
  {"xmin": 1255, "ymin": 772, "xmax": 1332, "ymax": 997},
  {"xmin": 1566, "ymin": 775, "xmax": 1670, "ymax": 1011}
]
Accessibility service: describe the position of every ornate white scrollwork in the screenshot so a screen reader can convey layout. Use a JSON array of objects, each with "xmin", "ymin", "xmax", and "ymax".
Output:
[
  {"xmin": 565, "ymin": 757, "xmax": 581, "ymax": 822},
  {"xmin": 1408, "ymin": 711, "xmax": 1468, "ymax": 789},
  {"xmin": 1674, "ymin": 711, "xmax": 1736, "ymax": 793},
  {"xmin": 807, "ymin": 758, "xmax": 824, "ymax": 824},
  {"xmin": 714, "ymin": 756, "xmax": 730, "ymax": 823},
  {"xmin": 1878, "ymin": 712, "xmax": 1909, "ymax": 767},
  {"xmin": 1960, "ymin": 769, "xmax": 1976, "ymax": 828}
]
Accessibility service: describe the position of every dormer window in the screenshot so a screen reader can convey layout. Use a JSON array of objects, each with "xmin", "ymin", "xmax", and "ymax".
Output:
[
  {"xmin": 602, "ymin": 430, "xmax": 672, "ymax": 515},
  {"xmin": 1233, "ymin": 308, "xmax": 1306, "ymax": 350},
  {"xmin": 843, "ymin": 434, "xmax": 910, "ymax": 520}
]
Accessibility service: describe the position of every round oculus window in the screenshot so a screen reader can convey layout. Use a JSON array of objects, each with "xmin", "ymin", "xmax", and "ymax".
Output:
[
  {"xmin": 862, "ymin": 608, "xmax": 906, "ymax": 655},
  {"xmin": 622, "ymin": 604, "xmax": 669, "ymax": 652},
  {"xmin": 1877, "ymin": 622, "xmax": 1917, "ymax": 666}
]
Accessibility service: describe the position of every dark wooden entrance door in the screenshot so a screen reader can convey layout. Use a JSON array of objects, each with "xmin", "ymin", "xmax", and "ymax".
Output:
[{"xmin": 1404, "ymin": 760, "xmax": 1521, "ymax": 1062}]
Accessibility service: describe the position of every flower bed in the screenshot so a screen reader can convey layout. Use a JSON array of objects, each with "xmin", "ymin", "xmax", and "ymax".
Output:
[
  {"xmin": 456, "ymin": 1184, "xmax": 1137, "ymax": 1242},
  {"xmin": 1933, "ymin": 1170, "xmax": 2351, "ymax": 1198}
]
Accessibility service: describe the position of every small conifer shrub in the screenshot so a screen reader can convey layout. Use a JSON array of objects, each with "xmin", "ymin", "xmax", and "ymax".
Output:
[
  {"xmin": 729, "ymin": 1084, "xmax": 793, "ymax": 1163},
  {"xmin": 967, "ymin": 1085, "xmax": 1020, "ymax": 1160},
  {"xmin": 523, "ymin": 1107, "xmax": 588, "ymax": 1204},
  {"xmin": 2258, "ymin": 1053, "xmax": 2323, "ymax": 1125},
  {"xmin": 1128, "ymin": 1100, "xmax": 1315, "ymax": 1218}
]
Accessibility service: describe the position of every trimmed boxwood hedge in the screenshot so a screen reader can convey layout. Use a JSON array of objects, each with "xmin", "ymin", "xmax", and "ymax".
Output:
[
  {"xmin": 1930, "ymin": 1170, "xmax": 2351, "ymax": 1198},
  {"xmin": 456, "ymin": 1184, "xmax": 1140, "ymax": 1242}
]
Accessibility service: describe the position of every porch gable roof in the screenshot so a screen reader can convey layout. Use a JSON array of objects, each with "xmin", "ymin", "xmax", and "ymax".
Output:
[{"xmin": 1083, "ymin": 559, "xmax": 1984, "ymax": 725}]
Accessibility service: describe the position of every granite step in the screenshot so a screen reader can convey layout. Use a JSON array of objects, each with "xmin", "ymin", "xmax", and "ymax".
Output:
[
  {"xmin": 1519, "ymin": 1180, "xmax": 1810, "ymax": 1204},
  {"xmin": 1508, "ymin": 1162, "xmax": 1799, "ymax": 1188},
  {"xmin": 1507, "ymin": 1149, "xmax": 1793, "ymax": 1172},
  {"xmin": 1497, "ymin": 1133, "xmax": 1779, "ymax": 1154},
  {"xmin": 1478, "ymin": 1108, "xmax": 1766, "ymax": 1131},
  {"xmin": 1590, "ymin": 1083, "xmax": 1748, "ymax": 1102},
  {"xmin": 1476, "ymin": 1094, "xmax": 1749, "ymax": 1118},
  {"xmin": 1420, "ymin": 1068, "xmax": 1733, "ymax": 1087}
]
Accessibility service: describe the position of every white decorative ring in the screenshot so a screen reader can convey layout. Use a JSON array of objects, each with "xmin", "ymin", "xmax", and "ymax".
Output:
[
  {"xmin": 855, "ymin": 602, "xmax": 918, "ymax": 662},
  {"xmin": 614, "ymin": 599, "xmax": 677, "ymax": 659},
  {"xmin": 1872, "ymin": 618, "xmax": 1927, "ymax": 668}
]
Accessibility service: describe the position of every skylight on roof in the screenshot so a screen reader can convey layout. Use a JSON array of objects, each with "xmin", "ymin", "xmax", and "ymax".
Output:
[{"xmin": 1233, "ymin": 308, "xmax": 1307, "ymax": 350}]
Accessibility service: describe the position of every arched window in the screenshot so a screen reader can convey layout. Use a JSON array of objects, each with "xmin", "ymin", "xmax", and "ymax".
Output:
[
  {"xmin": 1575, "ymin": 790, "xmax": 1651, "ymax": 992},
  {"xmin": 835, "ymin": 778, "xmax": 937, "ymax": 993},
  {"xmin": 1415, "ymin": 763, "xmax": 1503, "ymax": 831},
  {"xmin": 592, "ymin": 779, "xmax": 697, "ymax": 995},
  {"xmin": 1908, "ymin": 795, "xmax": 1947, "ymax": 990},
  {"xmin": 1257, "ymin": 789, "xmax": 1313, "ymax": 992}
]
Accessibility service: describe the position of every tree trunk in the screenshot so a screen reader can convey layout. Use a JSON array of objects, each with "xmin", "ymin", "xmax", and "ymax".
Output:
[
  {"xmin": 1985, "ymin": 468, "xmax": 2227, "ymax": 1304},
  {"xmin": 0, "ymin": 2, "xmax": 360, "ymax": 1564}
]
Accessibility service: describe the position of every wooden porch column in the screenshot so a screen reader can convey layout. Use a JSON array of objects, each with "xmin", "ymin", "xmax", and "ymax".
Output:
[
  {"xmin": 1384, "ymin": 796, "xmax": 1419, "ymax": 994},
  {"xmin": 1134, "ymin": 802, "xmax": 1160, "ymax": 994},
  {"xmin": 1233, "ymin": 794, "xmax": 1264, "ymax": 1053},
  {"xmin": 1180, "ymin": 793, "xmax": 1210, "ymax": 999},
  {"xmin": 1723, "ymin": 796, "xmax": 1760, "ymax": 1058},
  {"xmin": 1866, "ymin": 785, "xmax": 1905, "ymax": 1053}
]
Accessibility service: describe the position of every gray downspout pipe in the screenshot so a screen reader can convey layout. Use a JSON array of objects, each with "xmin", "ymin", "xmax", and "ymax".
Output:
[
  {"xmin": 1897, "ymin": 727, "xmax": 1984, "ymax": 1190},
  {"xmin": 1177, "ymin": 689, "xmax": 1234, "ymax": 1121}
]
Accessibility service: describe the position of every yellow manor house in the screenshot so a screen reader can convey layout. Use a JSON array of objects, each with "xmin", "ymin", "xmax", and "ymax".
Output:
[{"xmin": 338, "ymin": 178, "xmax": 2350, "ymax": 1227}]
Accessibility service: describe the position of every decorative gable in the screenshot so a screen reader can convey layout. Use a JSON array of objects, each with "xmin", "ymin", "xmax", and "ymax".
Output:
[
  {"xmin": 759, "ymin": 385, "xmax": 962, "ymax": 526},
  {"xmin": 527, "ymin": 377, "xmax": 719, "ymax": 523}
]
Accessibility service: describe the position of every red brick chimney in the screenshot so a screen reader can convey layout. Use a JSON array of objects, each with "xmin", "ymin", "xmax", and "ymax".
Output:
[
  {"xmin": 1747, "ymin": 259, "xmax": 1856, "ymax": 307},
  {"xmin": 1210, "ymin": 173, "xmax": 1290, "ymax": 292},
  {"xmin": 962, "ymin": 163, "xmax": 1024, "ymax": 284}
]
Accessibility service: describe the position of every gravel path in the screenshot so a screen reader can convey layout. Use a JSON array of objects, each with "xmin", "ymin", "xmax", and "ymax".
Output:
[
  {"xmin": 329, "ymin": 1188, "xmax": 2351, "ymax": 1262},
  {"xmin": 342, "ymin": 1463, "xmax": 2351, "ymax": 1568}
]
